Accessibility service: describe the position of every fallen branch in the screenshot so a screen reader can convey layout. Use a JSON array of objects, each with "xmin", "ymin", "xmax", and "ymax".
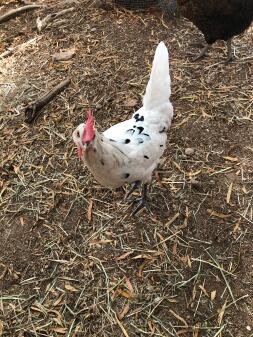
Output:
[
  {"xmin": 36, "ymin": 7, "xmax": 74, "ymax": 32},
  {"xmin": 24, "ymin": 77, "xmax": 71, "ymax": 124},
  {"xmin": 0, "ymin": 37, "xmax": 41, "ymax": 59},
  {"xmin": 0, "ymin": 5, "xmax": 43, "ymax": 24},
  {"xmin": 0, "ymin": 49, "xmax": 14, "ymax": 59}
]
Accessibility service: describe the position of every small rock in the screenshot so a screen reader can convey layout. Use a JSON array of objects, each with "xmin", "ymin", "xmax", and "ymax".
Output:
[
  {"xmin": 95, "ymin": 103, "xmax": 102, "ymax": 109},
  {"xmin": 90, "ymin": 27, "xmax": 97, "ymax": 32},
  {"xmin": 185, "ymin": 147, "xmax": 195, "ymax": 156},
  {"xmin": 246, "ymin": 326, "xmax": 251, "ymax": 331},
  {"xmin": 191, "ymin": 179, "xmax": 201, "ymax": 189}
]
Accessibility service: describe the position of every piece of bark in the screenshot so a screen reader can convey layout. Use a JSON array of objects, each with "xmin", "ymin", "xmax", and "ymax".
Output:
[
  {"xmin": 0, "ymin": 5, "xmax": 43, "ymax": 24},
  {"xmin": 24, "ymin": 78, "xmax": 71, "ymax": 124},
  {"xmin": 36, "ymin": 7, "xmax": 74, "ymax": 32}
]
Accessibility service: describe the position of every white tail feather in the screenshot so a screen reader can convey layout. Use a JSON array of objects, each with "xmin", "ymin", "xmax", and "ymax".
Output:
[{"xmin": 143, "ymin": 42, "xmax": 171, "ymax": 111}]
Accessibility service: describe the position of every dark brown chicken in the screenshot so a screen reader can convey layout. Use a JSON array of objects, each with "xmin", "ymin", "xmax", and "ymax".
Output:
[{"xmin": 176, "ymin": 0, "xmax": 253, "ymax": 61}]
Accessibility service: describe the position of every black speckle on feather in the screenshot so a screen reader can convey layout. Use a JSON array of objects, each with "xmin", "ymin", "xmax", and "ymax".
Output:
[
  {"xmin": 124, "ymin": 139, "xmax": 131, "ymax": 144},
  {"xmin": 160, "ymin": 144, "xmax": 164, "ymax": 147},
  {"xmin": 124, "ymin": 173, "xmax": 130, "ymax": 179},
  {"xmin": 159, "ymin": 127, "xmax": 166, "ymax": 133},
  {"xmin": 126, "ymin": 129, "xmax": 135, "ymax": 135},
  {"xmin": 137, "ymin": 138, "xmax": 144, "ymax": 144},
  {"xmin": 93, "ymin": 148, "xmax": 97, "ymax": 153},
  {"xmin": 143, "ymin": 133, "xmax": 151, "ymax": 140},
  {"xmin": 109, "ymin": 139, "xmax": 116, "ymax": 142},
  {"xmin": 144, "ymin": 155, "xmax": 149, "ymax": 159},
  {"xmin": 137, "ymin": 126, "xmax": 144, "ymax": 134},
  {"xmin": 134, "ymin": 113, "xmax": 144, "ymax": 122},
  {"xmin": 101, "ymin": 160, "xmax": 105, "ymax": 165}
]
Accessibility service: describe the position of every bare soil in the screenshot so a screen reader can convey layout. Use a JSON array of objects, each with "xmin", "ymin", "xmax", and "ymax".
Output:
[{"xmin": 0, "ymin": 1, "xmax": 253, "ymax": 336}]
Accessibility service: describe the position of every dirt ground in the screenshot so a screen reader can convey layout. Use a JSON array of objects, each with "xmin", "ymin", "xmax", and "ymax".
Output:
[{"xmin": 0, "ymin": 1, "xmax": 253, "ymax": 336}]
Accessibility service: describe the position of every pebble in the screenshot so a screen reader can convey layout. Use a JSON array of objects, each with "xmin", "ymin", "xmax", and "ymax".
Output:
[
  {"xmin": 91, "ymin": 27, "xmax": 97, "ymax": 32},
  {"xmin": 185, "ymin": 147, "xmax": 195, "ymax": 156},
  {"xmin": 191, "ymin": 179, "xmax": 201, "ymax": 188},
  {"xmin": 246, "ymin": 326, "xmax": 251, "ymax": 331},
  {"xmin": 95, "ymin": 103, "xmax": 102, "ymax": 109}
]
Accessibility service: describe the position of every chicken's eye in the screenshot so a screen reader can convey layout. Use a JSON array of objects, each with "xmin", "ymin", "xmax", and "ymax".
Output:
[{"xmin": 77, "ymin": 131, "xmax": 80, "ymax": 137}]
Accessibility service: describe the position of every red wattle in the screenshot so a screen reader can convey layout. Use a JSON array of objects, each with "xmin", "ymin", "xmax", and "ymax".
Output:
[{"xmin": 77, "ymin": 146, "xmax": 83, "ymax": 158}]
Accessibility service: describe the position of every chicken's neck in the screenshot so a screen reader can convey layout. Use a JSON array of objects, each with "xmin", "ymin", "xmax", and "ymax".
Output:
[{"xmin": 82, "ymin": 131, "xmax": 128, "ymax": 186}]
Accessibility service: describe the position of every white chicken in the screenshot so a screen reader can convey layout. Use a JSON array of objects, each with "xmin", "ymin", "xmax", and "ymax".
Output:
[{"xmin": 73, "ymin": 41, "xmax": 173, "ymax": 215}]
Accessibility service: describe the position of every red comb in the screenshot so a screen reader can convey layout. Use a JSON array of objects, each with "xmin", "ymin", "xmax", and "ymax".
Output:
[
  {"xmin": 86, "ymin": 109, "xmax": 93, "ymax": 123},
  {"xmin": 82, "ymin": 109, "xmax": 95, "ymax": 143}
]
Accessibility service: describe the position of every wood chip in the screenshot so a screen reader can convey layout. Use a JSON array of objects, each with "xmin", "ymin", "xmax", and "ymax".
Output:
[
  {"xmin": 226, "ymin": 182, "xmax": 233, "ymax": 204},
  {"xmin": 0, "ymin": 320, "xmax": 3, "ymax": 337},
  {"xmin": 199, "ymin": 284, "xmax": 209, "ymax": 298},
  {"xmin": 117, "ymin": 302, "xmax": 130, "ymax": 320},
  {"xmin": 116, "ymin": 251, "xmax": 133, "ymax": 261},
  {"xmin": 223, "ymin": 156, "xmax": 239, "ymax": 162},
  {"xmin": 169, "ymin": 309, "xmax": 188, "ymax": 327},
  {"xmin": 218, "ymin": 300, "xmax": 227, "ymax": 325},
  {"xmin": 211, "ymin": 290, "xmax": 217, "ymax": 301},
  {"xmin": 50, "ymin": 327, "xmax": 67, "ymax": 334},
  {"xmin": 207, "ymin": 209, "xmax": 230, "ymax": 219},
  {"xmin": 64, "ymin": 284, "xmax": 78, "ymax": 292},
  {"xmin": 125, "ymin": 277, "xmax": 135, "ymax": 298},
  {"xmin": 87, "ymin": 200, "xmax": 93, "ymax": 223},
  {"xmin": 115, "ymin": 289, "xmax": 134, "ymax": 300}
]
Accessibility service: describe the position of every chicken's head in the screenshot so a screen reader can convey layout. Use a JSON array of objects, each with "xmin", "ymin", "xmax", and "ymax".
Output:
[{"xmin": 72, "ymin": 110, "xmax": 95, "ymax": 158}]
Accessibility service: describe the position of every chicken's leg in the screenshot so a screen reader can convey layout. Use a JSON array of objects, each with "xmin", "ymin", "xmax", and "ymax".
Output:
[
  {"xmin": 125, "ymin": 180, "xmax": 141, "ymax": 200},
  {"xmin": 131, "ymin": 184, "xmax": 151, "ymax": 216},
  {"xmin": 192, "ymin": 44, "xmax": 211, "ymax": 62},
  {"xmin": 226, "ymin": 38, "xmax": 234, "ymax": 62}
]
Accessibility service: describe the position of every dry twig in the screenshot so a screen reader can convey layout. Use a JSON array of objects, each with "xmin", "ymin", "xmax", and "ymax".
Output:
[
  {"xmin": 24, "ymin": 77, "xmax": 71, "ymax": 123},
  {"xmin": 0, "ymin": 5, "xmax": 43, "ymax": 24},
  {"xmin": 36, "ymin": 7, "xmax": 75, "ymax": 32}
]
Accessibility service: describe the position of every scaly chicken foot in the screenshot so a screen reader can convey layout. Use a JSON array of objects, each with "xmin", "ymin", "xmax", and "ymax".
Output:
[
  {"xmin": 130, "ymin": 184, "xmax": 151, "ymax": 216},
  {"xmin": 125, "ymin": 180, "xmax": 141, "ymax": 201},
  {"xmin": 192, "ymin": 44, "xmax": 211, "ymax": 61}
]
